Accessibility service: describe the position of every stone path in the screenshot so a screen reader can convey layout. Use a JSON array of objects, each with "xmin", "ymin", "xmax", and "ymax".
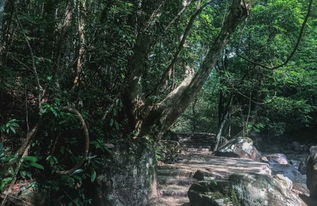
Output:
[{"xmin": 148, "ymin": 134, "xmax": 271, "ymax": 206}]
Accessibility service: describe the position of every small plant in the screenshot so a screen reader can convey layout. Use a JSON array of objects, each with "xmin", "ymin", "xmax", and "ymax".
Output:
[
  {"xmin": 230, "ymin": 188, "xmax": 241, "ymax": 206},
  {"xmin": 0, "ymin": 119, "xmax": 19, "ymax": 135}
]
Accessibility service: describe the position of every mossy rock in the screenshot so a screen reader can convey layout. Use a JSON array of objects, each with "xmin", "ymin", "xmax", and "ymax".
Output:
[
  {"xmin": 188, "ymin": 180, "xmax": 235, "ymax": 206},
  {"xmin": 189, "ymin": 173, "xmax": 306, "ymax": 206}
]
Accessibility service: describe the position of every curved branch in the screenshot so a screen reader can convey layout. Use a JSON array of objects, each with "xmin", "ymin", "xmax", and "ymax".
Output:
[
  {"xmin": 56, "ymin": 107, "xmax": 90, "ymax": 175},
  {"xmin": 238, "ymin": 0, "xmax": 313, "ymax": 70},
  {"xmin": 139, "ymin": 0, "xmax": 250, "ymax": 137}
]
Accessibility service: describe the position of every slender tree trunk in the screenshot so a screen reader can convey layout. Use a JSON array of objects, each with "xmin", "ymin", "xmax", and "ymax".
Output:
[
  {"xmin": 73, "ymin": 0, "xmax": 86, "ymax": 89},
  {"xmin": 218, "ymin": 91, "xmax": 224, "ymax": 127},
  {"xmin": 214, "ymin": 111, "xmax": 229, "ymax": 151},
  {"xmin": 244, "ymin": 91, "xmax": 252, "ymax": 135},
  {"xmin": 0, "ymin": 0, "xmax": 15, "ymax": 63},
  {"xmin": 55, "ymin": 1, "xmax": 73, "ymax": 72},
  {"xmin": 227, "ymin": 111, "xmax": 232, "ymax": 138},
  {"xmin": 192, "ymin": 97, "xmax": 198, "ymax": 133},
  {"xmin": 0, "ymin": 0, "xmax": 6, "ymax": 33}
]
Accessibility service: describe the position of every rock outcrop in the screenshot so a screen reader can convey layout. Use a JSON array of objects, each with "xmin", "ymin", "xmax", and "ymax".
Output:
[
  {"xmin": 215, "ymin": 137, "xmax": 261, "ymax": 161},
  {"xmin": 188, "ymin": 173, "xmax": 307, "ymax": 206}
]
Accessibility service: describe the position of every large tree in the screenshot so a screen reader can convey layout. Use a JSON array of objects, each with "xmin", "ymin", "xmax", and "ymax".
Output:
[{"xmin": 122, "ymin": 0, "xmax": 250, "ymax": 138}]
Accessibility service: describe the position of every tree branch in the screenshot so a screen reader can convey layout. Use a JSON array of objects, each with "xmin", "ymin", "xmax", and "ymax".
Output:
[
  {"xmin": 56, "ymin": 107, "xmax": 90, "ymax": 175},
  {"xmin": 238, "ymin": 0, "xmax": 313, "ymax": 70},
  {"xmin": 150, "ymin": 1, "xmax": 213, "ymax": 96}
]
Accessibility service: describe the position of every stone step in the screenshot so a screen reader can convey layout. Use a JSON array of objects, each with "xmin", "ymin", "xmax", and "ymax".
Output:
[
  {"xmin": 213, "ymin": 198, "xmax": 234, "ymax": 206},
  {"xmin": 184, "ymin": 147, "xmax": 211, "ymax": 152},
  {"xmin": 159, "ymin": 184, "xmax": 189, "ymax": 197},
  {"xmin": 148, "ymin": 196, "xmax": 189, "ymax": 206},
  {"xmin": 182, "ymin": 142, "xmax": 213, "ymax": 147},
  {"xmin": 152, "ymin": 135, "xmax": 242, "ymax": 206},
  {"xmin": 157, "ymin": 168, "xmax": 195, "ymax": 177},
  {"xmin": 177, "ymin": 154, "xmax": 214, "ymax": 161},
  {"xmin": 157, "ymin": 175, "xmax": 195, "ymax": 186},
  {"xmin": 181, "ymin": 149, "xmax": 212, "ymax": 154},
  {"xmin": 182, "ymin": 139, "xmax": 214, "ymax": 142}
]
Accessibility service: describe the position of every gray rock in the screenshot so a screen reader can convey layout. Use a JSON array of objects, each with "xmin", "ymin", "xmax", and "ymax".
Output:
[
  {"xmin": 265, "ymin": 153, "xmax": 288, "ymax": 165},
  {"xmin": 215, "ymin": 137, "xmax": 261, "ymax": 161},
  {"xmin": 188, "ymin": 180, "xmax": 234, "ymax": 206},
  {"xmin": 270, "ymin": 163, "xmax": 305, "ymax": 185},
  {"xmin": 193, "ymin": 170, "xmax": 205, "ymax": 181},
  {"xmin": 188, "ymin": 173, "xmax": 307, "ymax": 206},
  {"xmin": 306, "ymin": 146, "xmax": 317, "ymax": 199},
  {"xmin": 299, "ymin": 160, "xmax": 307, "ymax": 175}
]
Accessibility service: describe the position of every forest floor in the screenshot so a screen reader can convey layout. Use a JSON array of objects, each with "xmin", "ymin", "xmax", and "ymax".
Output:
[{"xmin": 148, "ymin": 134, "xmax": 315, "ymax": 206}]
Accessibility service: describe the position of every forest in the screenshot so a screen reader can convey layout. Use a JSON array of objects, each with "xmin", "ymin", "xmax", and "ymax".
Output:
[{"xmin": 0, "ymin": 0, "xmax": 317, "ymax": 205}]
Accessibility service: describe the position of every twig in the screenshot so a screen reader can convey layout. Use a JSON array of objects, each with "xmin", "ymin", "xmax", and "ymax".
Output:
[
  {"xmin": 144, "ymin": 0, "xmax": 167, "ymax": 31},
  {"xmin": 24, "ymin": 87, "xmax": 29, "ymax": 132}
]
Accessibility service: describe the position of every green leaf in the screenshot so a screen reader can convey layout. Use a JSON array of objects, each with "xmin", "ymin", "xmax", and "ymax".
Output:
[
  {"xmin": 0, "ymin": 177, "xmax": 13, "ymax": 191},
  {"xmin": 91, "ymin": 170, "xmax": 97, "ymax": 182},
  {"xmin": 51, "ymin": 108, "xmax": 58, "ymax": 117},
  {"xmin": 30, "ymin": 162, "xmax": 44, "ymax": 170},
  {"xmin": 10, "ymin": 127, "xmax": 16, "ymax": 134},
  {"xmin": 72, "ymin": 169, "xmax": 83, "ymax": 174},
  {"xmin": 23, "ymin": 156, "xmax": 38, "ymax": 163}
]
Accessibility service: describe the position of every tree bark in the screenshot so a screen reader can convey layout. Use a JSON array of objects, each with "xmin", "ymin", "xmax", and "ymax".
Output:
[
  {"xmin": 122, "ymin": 0, "xmax": 166, "ymax": 131},
  {"xmin": 72, "ymin": 0, "xmax": 86, "ymax": 89}
]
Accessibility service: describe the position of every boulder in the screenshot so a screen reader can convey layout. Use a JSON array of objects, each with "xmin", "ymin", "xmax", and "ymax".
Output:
[
  {"xmin": 264, "ymin": 153, "xmax": 288, "ymax": 165},
  {"xmin": 188, "ymin": 173, "xmax": 307, "ymax": 206},
  {"xmin": 306, "ymin": 146, "xmax": 317, "ymax": 199},
  {"xmin": 215, "ymin": 137, "xmax": 261, "ymax": 161},
  {"xmin": 188, "ymin": 180, "xmax": 233, "ymax": 206},
  {"xmin": 264, "ymin": 154, "xmax": 308, "ymax": 196},
  {"xmin": 193, "ymin": 170, "xmax": 221, "ymax": 181},
  {"xmin": 270, "ymin": 163, "xmax": 305, "ymax": 185},
  {"xmin": 193, "ymin": 170, "xmax": 205, "ymax": 181}
]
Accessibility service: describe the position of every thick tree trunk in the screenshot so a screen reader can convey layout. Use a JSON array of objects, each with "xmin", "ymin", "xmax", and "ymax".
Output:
[{"xmin": 122, "ymin": 0, "xmax": 166, "ymax": 132}]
